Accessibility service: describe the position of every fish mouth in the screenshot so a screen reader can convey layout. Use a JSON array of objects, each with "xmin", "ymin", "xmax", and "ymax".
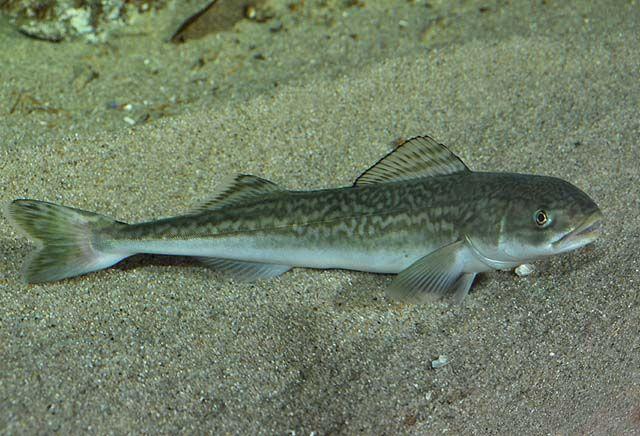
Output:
[{"xmin": 552, "ymin": 209, "xmax": 603, "ymax": 252}]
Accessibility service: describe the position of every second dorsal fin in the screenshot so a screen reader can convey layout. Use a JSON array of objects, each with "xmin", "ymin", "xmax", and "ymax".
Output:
[
  {"xmin": 353, "ymin": 136, "xmax": 471, "ymax": 186},
  {"xmin": 192, "ymin": 174, "xmax": 282, "ymax": 212}
]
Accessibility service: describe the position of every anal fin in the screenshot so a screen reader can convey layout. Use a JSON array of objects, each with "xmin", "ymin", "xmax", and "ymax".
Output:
[{"xmin": 198, "ymin": 257, "xmax": 292, "ymax": 282}]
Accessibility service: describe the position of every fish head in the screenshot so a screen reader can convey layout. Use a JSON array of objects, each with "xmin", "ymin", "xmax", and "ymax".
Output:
[{"xmin": 493, "ymin": 175, "xmax": 603, "ymax": 263}]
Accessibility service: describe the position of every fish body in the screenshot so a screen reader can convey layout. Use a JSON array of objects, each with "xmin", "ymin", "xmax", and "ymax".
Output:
[{"xmin": 4, "ymin": 136, "xmax": 602, "ymax": 303}]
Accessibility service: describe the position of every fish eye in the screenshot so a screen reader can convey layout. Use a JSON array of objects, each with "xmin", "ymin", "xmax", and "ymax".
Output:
[{"xmin": 534, "ymin": 209, "xmax": 549, "ymax": 227}]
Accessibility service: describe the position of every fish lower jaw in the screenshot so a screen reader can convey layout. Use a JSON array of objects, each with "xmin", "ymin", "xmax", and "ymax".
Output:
[
  {"xmin": 552, "ymin": 222, "xmax": 601, "ymax": 253},
  {"xmin": 553, "ymin": 232, "xmax": 599, "ymax": 254}
]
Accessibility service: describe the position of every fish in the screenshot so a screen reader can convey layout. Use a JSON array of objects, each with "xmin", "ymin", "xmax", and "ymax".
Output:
[{"xmin": 4, "ymin": 135, "xmax": 603, "ymax": 303}]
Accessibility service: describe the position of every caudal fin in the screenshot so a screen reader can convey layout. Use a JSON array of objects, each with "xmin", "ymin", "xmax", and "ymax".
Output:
[{"xmin": 4, "ymin": 199, "xmax": 129, "ymax": 283}]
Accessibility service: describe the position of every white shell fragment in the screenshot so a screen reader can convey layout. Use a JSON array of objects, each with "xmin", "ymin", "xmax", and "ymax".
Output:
[
  {"xmin": 515, "ymin": 264, "xmax": 535, "ymax": 277},
  {"xmin": 431, "ymin": 355, "xmax": 449, "ymax": 369}
]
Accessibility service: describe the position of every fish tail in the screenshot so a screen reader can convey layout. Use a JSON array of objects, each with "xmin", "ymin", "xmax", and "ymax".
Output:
[{"xmin": 4, "ymin": 199, "xmax": 129, "ymax": 283}]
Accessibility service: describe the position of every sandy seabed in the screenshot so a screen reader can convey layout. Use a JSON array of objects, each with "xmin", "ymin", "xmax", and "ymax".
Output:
[{"xmin": 1, "ymin": 1, "xmax": 639, "ymax": 433}]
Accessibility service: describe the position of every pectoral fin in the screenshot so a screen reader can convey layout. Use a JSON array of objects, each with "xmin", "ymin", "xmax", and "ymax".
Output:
[
  {"xmin": 451, "ymin": 272, "xmax": 477, "ymax": 304},
  {"xmin": 387, "ymin": 241, "xmax": 475, "ymax": 304}
]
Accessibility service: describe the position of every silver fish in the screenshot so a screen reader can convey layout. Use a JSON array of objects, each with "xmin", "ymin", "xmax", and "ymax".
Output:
[{"xmin": 4, "ymin": 136, "xmax": 603, "ymax": 303}]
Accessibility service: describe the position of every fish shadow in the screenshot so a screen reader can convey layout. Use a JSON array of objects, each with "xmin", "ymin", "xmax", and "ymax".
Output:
[
  {"xmin": 113, "ymin": 254, "xmax": 200, "ymax": 273},
  {"xmin": 536, "ymin": 243, "xmax": 603, "ymax": 276},
  {"xmin": 113, "ymin": 258, "xmax": 388, "ymax": 307},
  {"xmin": 329, "ymin": 270, "xmax": 389, "ymax": 309}
]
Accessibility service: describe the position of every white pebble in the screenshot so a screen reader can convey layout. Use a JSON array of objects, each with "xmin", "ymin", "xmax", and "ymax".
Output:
[
  {"xmin": 431, "ymin": 355, "xmax": 449, "ymax": 369},
  {"xmin": 515, "ymin": 264, "xmax": 535, "ymax": 277}
]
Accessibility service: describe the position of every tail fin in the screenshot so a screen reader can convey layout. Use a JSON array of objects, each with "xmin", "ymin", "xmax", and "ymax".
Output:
[{"xmin": 4, "ymin": 199, "xmax": 129, "ymax": 283}]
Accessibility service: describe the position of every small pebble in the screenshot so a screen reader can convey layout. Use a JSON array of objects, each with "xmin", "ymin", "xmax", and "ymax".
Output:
[
  {"xmin": 515, "ymin": 264, "xmax": 535, "ymax": 277},
  {"xmin": 431, "ymin": 355, "xmax": 449, "ymax": 369}
]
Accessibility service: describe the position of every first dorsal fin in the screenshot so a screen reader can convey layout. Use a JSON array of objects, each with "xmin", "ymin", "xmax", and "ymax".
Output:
[
  {"xmin": 353, "ymin": 136, "xmax": 471, "ymax": 186},
  {"xmin": 192, "ymin": 174, "xmax": 281, "ymax": 213}
]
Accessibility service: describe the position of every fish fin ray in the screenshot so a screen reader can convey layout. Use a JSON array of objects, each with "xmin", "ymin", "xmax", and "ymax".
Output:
[
  {"xmin": 387, "ymin": 240, "xmax": 471, "ymax": 303},
  {"xmin": 354, "ymin": 136, "xmax": 470, "ymax": 186},
  {"xmin": 197, "ymin": 257, "xmax": 292, "ymax": 281},
  {"xmin": 192, "ymin": 174, "xmax": 282, "ymax": 212},
  {"xmin": 450, "ymin": 273, "xmax": 477, "ymax": 305},
  {"xmin": 4, "ymin": 200, "xmax": 128, "ymax": 283}
]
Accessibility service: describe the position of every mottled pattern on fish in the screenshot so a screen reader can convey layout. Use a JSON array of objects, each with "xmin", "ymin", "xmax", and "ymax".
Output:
[
  {"xmin": 109, "ymin": 172, "xmax": 587, "ymax": 254},
  {"xmin": 4, "ymin": 136, "xmax": 602, "ymax": 303}
]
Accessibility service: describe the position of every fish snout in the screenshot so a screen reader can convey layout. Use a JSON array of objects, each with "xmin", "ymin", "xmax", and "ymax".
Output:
[{"xmin": 553, "ymin": 209, "xmax": 603, "ymax": 251}]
